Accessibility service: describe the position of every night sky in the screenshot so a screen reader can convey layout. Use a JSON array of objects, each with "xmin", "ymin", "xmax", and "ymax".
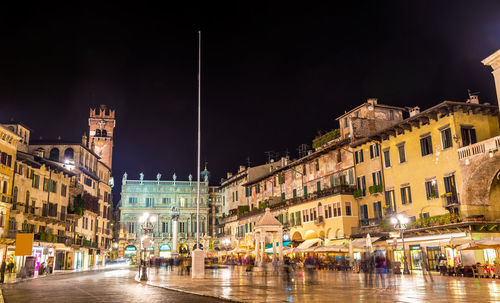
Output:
[{"xmin": 0, "ymin": 2, "xmax": 499, "ymax": 203}]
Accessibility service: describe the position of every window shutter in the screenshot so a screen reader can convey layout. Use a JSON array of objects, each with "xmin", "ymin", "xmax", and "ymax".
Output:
[
  {"xmin": 425, "ymin": 183, "xmax": 429, "ymax": 198},
  {"xmin": 372, "ymin": 173, "xmax": 376, "ymax": 186},
  {"xmin": 400, "ymin": 188, "xmax": 405, "ymax": 204},
  {"xmin": 470, "ymin": 129, "xmax": 477, "ymax": 144},
  {"xmin": 370, "ymin": 145, "xmax": 374, "ymax": 159},
  {"xmin": 428, "ymin": 137, "xmax": 433, "ymax": 154},
  {"xmin": 420, "ymin": 138, "xmax": 425, "ymax": 156},
  {"xmin": 408, "ymin": 187, "xmax": 412, "ymax": 203},
  {"xmin": 360, "ymin": 150, "xmax": 364, "ymax": 162},
  {"xmin": 355, "ymin": 152, "xmax": 359, "ymax": 164}
]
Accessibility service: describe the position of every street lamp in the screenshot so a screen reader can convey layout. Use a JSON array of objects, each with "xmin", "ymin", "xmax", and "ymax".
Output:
[
  {"xmin": 138, "ymin": 212, "xmax": 156, "ymax": 281},
  {"xmin": 391, "ymin": 214, "xmax": 410, "ymax": 275}
]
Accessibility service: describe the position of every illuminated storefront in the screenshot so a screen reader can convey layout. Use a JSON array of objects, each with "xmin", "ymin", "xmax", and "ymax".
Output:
[
  {"xmin": 124, "ymin": 245, "xmax": 137, "ymax": 264},
  {"xmin": 159, "ymin": 244, "xmax": 171, "ymax": 258}
]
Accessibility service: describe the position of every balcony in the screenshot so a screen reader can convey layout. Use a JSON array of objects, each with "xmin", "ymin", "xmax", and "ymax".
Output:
[
  {"xmin": 458, "ymin": 135, "xmax": 500, "ymax": 160},
  {"xmin": 368, "ymin": 184, "xmax": 383, "ymax": 195},
  {"xmin": 126, "ymin": 233, "xmax": 136, "ymax": 240},
  {"xmin": 314, "ymin": 216, "xmax": 325, "ymax": 225},
  {"xmin": 442, "ymin": 193, "xmax": 460, "ymax": 209},
  {"xmin": 359, "ymin": 218, "xmax": 380, "ymax": 227}
]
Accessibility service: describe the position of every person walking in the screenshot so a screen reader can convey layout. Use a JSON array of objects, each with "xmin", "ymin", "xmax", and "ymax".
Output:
[
  {"xmin": 421, "ymin": 253, "xmax": 434, "ymax": 282},
  {"xmin": 304, "ymin": 254, "xmax": 317, "ymax": 283},
  {"xmin": 0, "ymin": 258, "xmax": 6, "ymax": 283}
]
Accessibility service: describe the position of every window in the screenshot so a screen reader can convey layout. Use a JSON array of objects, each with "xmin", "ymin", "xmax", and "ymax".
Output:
[
  {"xmin": 315, "ymin": 159, "xmax": 319, "ymax": 171},
  {"xmin": 461, "ymin": 126, "xmax": 477, "ymax": 147},
  {"xmin": 316, "ymin": 181, "xmax": 321, "ymax": 192},
  {"xmin": 398, "ymin": 145, "xmax": 406, "ymax": 163},
  {"xmin": 383, "ymin": 150, "xmax": 391, "ymax": 168},
  {"xmin": 293, "ymin": 189, "xmax": 297, "ymax": 198},
  {"xmin": 372, "ymin": 171, "xmax": 382, "ymax": 186},
  {"xmin": 179, "ymin": 222, "xmax": 185, "ymax": 233},
  {"xmin": 444, "ymin": 175, "xmax": 457, "ymax": 198},
  {"xmin": 61, "ymin": 184, "xmax": 67, "ymax": 197},
  {"xmin": 84, "ymin": 177, "xmax": 93, "ymax": 187},
  {"xmin": 32, "ymin": 174, "xmax": 40, "ymax": 189},
  {"xmin": 337, "ymin": 151, "xmax": 342, "ymax": 163},
  {"xmin": 295, "ymin": 211, "xmax": 301, "ymax": 225},
  {"xmin": 235, "ymin": 191, "xmax": 238, "ymax": 201},
  {"xmin": 425, "ymin": 180, "xmax": 439, "ymax": 200},
  {"xmin": 400, "ymin": 186, "xmax": 412, "ymax": 204},
  {"xmin": 420, "ymin": 136, "xmax": 433, "ymax": 156},
  {"xmin": 389, "ymin": 110, "xmax": 395, "ymax": 121},
  {"xmin": 281, "ymin": 192, "xmax": 285, "ymax": 200},
  {"xmin": 385, "ymin": 190, "xmax": 396, "ymax": 211},
  {"xmin": 336, "ymin": 202, "xmax": 341, "ymax": 216},
  {"xmin": 303, "ymin": 186, "xmax": 308, "ymax": 197},
  {"xmin": 49, "ymin": 148, "xmax": 60, "ymax": 161},
  {"xmin": 441, "ymin": 128, "xmax": 453, "ymax": 149},
  {"xmin": 369, "ymin": 144, "xmax": 379, "ymax": 159},
  {"xmin": 357, "ymin": 176, "xmax": 366, "ymax": 196},
  {"xmin": 348, "ymin": 169, "xmax": 354, "ymax": 184},
  {"xmin": 345, "ymin": 202, "xmax": 352, "ymax": 216},
  {"xmin": 355, "ymin": 150, "xmax": 364, "ymax": 164},
  {"xmin": 360, "ymin": 205, "xmax": 368, "ymax": 220},
  {"xmin": 128, "ymin": 197, "xmax": 138, "ymax": 204},
  {"xmin": 373, "ymin": 201, "xmax": 382, "ymax": 218},
  {"xmin": 162, "ymin": 222, "xmax": 169, "ymax": 233},
  {"xmin": 127, "ymin": 222, "xmax": 135, "ymax": 233},
  {"xmin": 64, "ymin": 148, "xmax": 74, "ymax": 160}
]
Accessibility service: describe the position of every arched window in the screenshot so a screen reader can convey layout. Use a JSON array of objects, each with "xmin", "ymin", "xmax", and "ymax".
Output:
[
  {"xmin": 64, "ymin": 148, "xmax": 74, "ymax": 160},
  {"xmin": 25, "ymin": 191, "xmax": 30, "ymax": 213},
  {"xmin": 102, "ymin": 130, "xmax": 107, "ymax": 137},
  {"xmin": 95, "ymin": 129, "xmax": 101, "ymax": 137},
  {"xmin": 49, "ymin": 148, "xmax": 60, "ymax": 161},
  {"xmin": 13, "ymin": 186, "xmax": 18, "ymax": 202}
]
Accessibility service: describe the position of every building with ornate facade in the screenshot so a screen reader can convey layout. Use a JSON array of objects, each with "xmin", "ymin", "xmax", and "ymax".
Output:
[{"xmin": 119, "ymin": 171, "xmax": 210, "ymax": 261}]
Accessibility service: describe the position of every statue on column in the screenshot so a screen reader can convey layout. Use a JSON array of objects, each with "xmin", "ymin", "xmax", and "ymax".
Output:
[
  {"xmin": 173, "ymin": 173, "xmax": 177, "ymax": 182},
  {"xmin": 139, "ymin": 172, "xmax": 144, "ymax": 184},
  {"xmin": 122, "ymin": 172, "xmax": 127, "ymax": 184},
  {"xmin": 156, "ymin": 173, "xmax": 162, "ymax": 183},
  {"xmin": 189, "ymin": 174, "xmax": 193, "ymax": 182}
]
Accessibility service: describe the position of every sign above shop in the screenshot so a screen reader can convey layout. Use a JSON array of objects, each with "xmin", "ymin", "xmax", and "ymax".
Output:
[
  {"xmin": 125, "ymin": 246, "xmax": 137, "ymax": 251},
  {"xmin": 389, "ymin": 232, "xmax": 400, "ymax": 238},
  {"xmin": 160, "ymin": 244, "xmax": 171, "ymax": 251}
]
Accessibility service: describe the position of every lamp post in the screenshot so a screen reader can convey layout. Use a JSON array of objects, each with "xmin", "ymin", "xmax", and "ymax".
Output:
[
  {"xmin": 138, "ymin": 212, "xmax": 156, "ymax": 281},
  {"xmin": 391, "ymin": 214, "xmax": 410, "ymax": 275}
]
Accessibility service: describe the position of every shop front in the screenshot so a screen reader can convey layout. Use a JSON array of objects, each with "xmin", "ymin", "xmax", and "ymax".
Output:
[
  {"xmin": 409, "ymin": 245, "xmax": 423, "ymax": 270},
  {"xmin": 124, "ymin": 245, "xmax": 137, "ymax": 264},
  {"xmin": 159, "ymin": 244, "xmax": 171, "ymax": 258}
]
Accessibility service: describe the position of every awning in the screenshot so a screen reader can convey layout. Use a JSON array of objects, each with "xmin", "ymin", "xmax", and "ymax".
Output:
[
  {"xmin": 314, "ymin": 244, "xmax": 348, "ymax": 253},
  {"xmin": 458, "ymin": 237, "xmax": 500, "ymax": 251},
  {"xmin": 295, "ymin": 238, "xmax": 321, "ymax": 252},
  {"xmin": 264, "ymin": 241, "xmax": 292, "ymax": 254},
  {"xmin": 352, "ymin": 237, "xmax": 381, "ymax": 248}
]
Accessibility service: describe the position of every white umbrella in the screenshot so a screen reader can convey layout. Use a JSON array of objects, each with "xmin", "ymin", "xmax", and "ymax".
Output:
[{"xmin": 366, "ymin": 233, "xmax": 373, "ymax": 253}]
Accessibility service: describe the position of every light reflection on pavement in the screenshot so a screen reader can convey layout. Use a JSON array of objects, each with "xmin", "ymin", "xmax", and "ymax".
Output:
[{"xmin": 145, "ymin": 265, "xmax": 500, "ymax": 303}]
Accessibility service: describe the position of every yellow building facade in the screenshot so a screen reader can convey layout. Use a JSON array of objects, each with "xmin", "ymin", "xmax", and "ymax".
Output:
[{"xmin": 374, "ymin": 100, "xmax": 499, "ymax": 221}]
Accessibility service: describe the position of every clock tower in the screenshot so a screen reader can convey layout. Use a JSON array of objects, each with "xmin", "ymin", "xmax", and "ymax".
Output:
[{"xmin": 88, "ymin": 105, "xmax": 116, "ymax": 169}]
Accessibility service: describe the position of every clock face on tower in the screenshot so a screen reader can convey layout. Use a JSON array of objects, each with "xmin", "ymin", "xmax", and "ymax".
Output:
[{"xmin": 95, "ymin": 140, "xmax": 105, "ymax": 156}]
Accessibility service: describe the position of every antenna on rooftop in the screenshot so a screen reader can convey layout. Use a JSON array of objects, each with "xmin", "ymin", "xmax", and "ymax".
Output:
[{"xmin": 297, "ymin": 144, "xmax": 309, "ymax": 158}]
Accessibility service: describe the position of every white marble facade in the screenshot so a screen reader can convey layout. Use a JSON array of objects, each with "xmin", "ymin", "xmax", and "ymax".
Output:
[{"xmin": 120, "ymin": 173, "xmax": 210, "ymax": 256}]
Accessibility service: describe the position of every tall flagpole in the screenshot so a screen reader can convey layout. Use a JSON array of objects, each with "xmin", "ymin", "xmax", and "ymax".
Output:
[{"xmin": 196, "ymin": 30, "xmax": 201, "ymax": 249}]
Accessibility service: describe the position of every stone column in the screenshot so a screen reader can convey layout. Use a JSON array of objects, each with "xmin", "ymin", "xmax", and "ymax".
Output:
[
  {"xmin": 272, "ymin": 233, "xmax": 276, "ymax": 257},
  {"xmin": 278, "ymin": 230, "xmax": 283, "ymax": 262},
  {"xmin": 254, "ymin": 233, "xmax": 260, "ymax": 266},
  {"xmin": 172, "ymin": 216, "xmax": 179, "ymax": 253}
]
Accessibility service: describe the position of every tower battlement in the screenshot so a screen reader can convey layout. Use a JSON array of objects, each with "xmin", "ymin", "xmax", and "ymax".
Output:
[
  {"xmin": 90, "ymin": 104, "xmax": 116, "ymax": 119},
  {"xmin": 88, "ymin": 104, "xmax": 116, "ymax": 169}
]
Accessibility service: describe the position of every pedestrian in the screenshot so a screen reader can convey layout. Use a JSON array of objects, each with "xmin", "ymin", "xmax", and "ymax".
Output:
[
  {"xmin": 0, "ymin": 258, "xmax": 6, "ymax": 283},
  {"xmin": 304, "ymin": 253, "xmax": 317, "ymax": 283},
  {"xmin": 375, "ymin": 255, "xmax": 386, "ymax": 288},
  {"xmin": 272, "ymin": 257, "xmax": 279, "ymax": 275},
  {"xmin": 421, "ymin": 253, "xmax": 433, "ymax": 282}
]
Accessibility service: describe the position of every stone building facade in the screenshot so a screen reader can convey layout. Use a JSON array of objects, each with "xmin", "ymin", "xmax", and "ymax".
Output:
[{"xmin": 120, "ymin": 173, "xmax": 210, "ymax": 260}]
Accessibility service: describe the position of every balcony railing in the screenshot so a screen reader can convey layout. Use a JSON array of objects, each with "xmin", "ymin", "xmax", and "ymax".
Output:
[
  {"xmin": 458, "ymin": 135, "xmax": 500, "ymax": 160},
  {"xmin": 359, "ymin": 218, "xmax": 380, "ymax": 227},
  {"xmin": 442, "ymin": 193, "xmax": 460, "ymax": 208}
]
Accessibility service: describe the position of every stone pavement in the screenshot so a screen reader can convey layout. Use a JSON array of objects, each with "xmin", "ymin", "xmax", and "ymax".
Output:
[
  {"xmin": 143, "ymin": 265, "xmax": 500, "ymax": 302},
  {"xmin": 1, "ymin": 267, "xmax": 225, "ymax": 303},
  {"xmin": 1, "ymin": 263, "xmax": 128, "ymax": 284}
]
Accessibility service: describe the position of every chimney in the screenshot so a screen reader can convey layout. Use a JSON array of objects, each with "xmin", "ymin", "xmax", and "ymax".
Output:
[
  {"xmin": 409, "ymin": 106, "xmax": 420, "ymax": 117},
  {"xmin": 466, "ymin": 94, "xmax": 479, "ymax": 104},
  {"xmin": 482, "ymin": 49, "xmax": 500, "ymax": 104},
  {"xmin": 367, "ymin": 98, "xmax": 378, "ymax": 106},
  {"xmin": 226, "ymin": 172, "xmax": 233, "ymax": 179},
  {"xmin": 238, "ymin": 165, "xmax": 246, "ymax": 172}
]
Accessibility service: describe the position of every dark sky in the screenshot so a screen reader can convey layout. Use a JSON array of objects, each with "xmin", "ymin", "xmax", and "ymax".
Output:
[{"xmin": 0, "ymin": 2, "xmax": 499, "ymax": 203}]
